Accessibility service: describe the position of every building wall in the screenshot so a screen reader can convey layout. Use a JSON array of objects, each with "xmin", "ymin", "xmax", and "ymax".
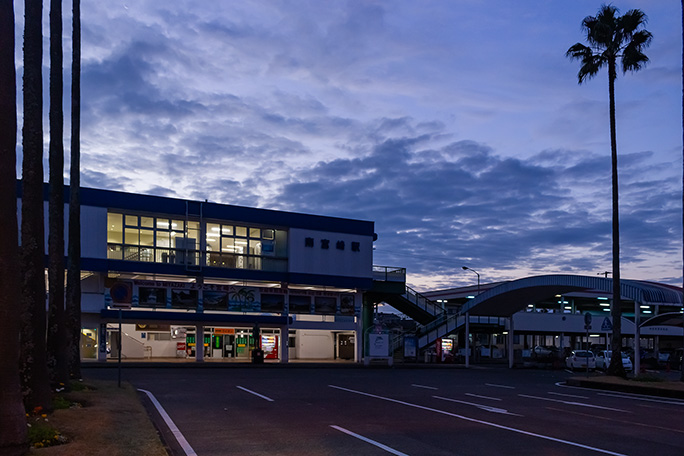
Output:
[
  {"xmin": 295, "ymin": 330, "xmax": 335, "ymax": 359},
  {"xmin": 289, "ymin": 228, "xmax": 373, "ymax": 279}
]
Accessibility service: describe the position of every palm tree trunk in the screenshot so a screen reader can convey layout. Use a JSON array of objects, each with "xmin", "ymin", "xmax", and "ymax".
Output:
[
  {"xmin": 47, "ymin": 0, "xmax": 69, "ymax": 386},
  {"xmin": 607, "ymin": 57, "xmax": 626, "ymax": 378},
  {"xmin": 21, "ymin": 0, "xmax": 53, "ymax": 411},
  {"xmin": 66, "ymin": 0, "xmax": 82, "ymax": 380},
  {"xmin": 680, "ymin": 0, "xmax": 684, "ymax": 383},
  {"xmin": 0, "ymin": 1, "xmax": 28, "ymax": 453}
]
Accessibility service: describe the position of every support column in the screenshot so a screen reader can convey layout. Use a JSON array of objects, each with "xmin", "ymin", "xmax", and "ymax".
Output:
[
  {"xmin": 280, "ymin": 325, "xmax": 289, "ymax": 363},
  {"xmin": 465, "ymin": 312, "xmax": 470, "ymax": 368},
  {"xmin": 508, "ymin": 316, "xmax": 514, "ymax": 369},
  {"xmin": 634, "ymin": 300, "xmax": 641, "ymax": 374},
  {"xmin": 196, "ymin": 325, "xmax": 204, "ymax": 362}
]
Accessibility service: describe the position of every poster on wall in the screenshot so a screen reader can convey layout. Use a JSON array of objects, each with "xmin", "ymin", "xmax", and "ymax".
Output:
[
  {"xmin": 172, "ymin": 289, "xmax": 198, "ymax": 309},
  {"xmin": 203, "ymin": 290, "xmax": 229, "ymax": 310},
  {"xmin": 228, "ymin": 286, "xmax": 261, "ymax": 312},
  {"xmin": 139, "ymin": 287, "xmax": 167, "ymax": 308},
  {"xmin": 340, "ymin": 294, "xmax": 355, "ymax": 315},
  {"xmin": 260, "ymin": 294, "xmax": 285, "ymax": 313},
  {"xmin": 289, "ymin": 295, "xmax": 311, "ymax": 313},
  {"xmin": 104, "ymin": 279, "xmax": 133, "ymax": 309},
  {"xmin": 314, "ymin": 296, "xmax": 337, "ymax": 314}
]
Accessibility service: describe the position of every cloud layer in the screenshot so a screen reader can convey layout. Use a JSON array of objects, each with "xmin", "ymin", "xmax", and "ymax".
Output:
[{"xmin": 12, "ymin": 0, "xmax": 682, "ymax": 290}]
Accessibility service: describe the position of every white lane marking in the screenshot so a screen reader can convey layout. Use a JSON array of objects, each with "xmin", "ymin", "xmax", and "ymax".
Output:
[
  {"xmin": 485, "ymin": 383, "xmax": 515, "ymax": 389},
  {"xmin": 411, "ymin": 384, "xmax": 438, "ymax": 390},
  {"xmin": 547, "ymin": 406, "xmax": 684, "ymax": 435},
  {"xmin": 519, "ymin": 394, "xmax": 630, "ymax": 413},
  {"xmin": 330, "ymin": 425, "xmax": 410, "ymax": 456},
  {"xmin": 138, "ymin": 389, "xmax": 197, "ymax": 456},
  {"xmin": 465, "ymin": 393, "xmax": 502, "ymax": 401},
  {"xmin": 596, "ymin": 392, "xmax": 684, "ymax": 406},
  {"xmin": 556, "ymin": 381, "xmax": 684, "ymax": 406},
  {"xmin": 548, "ymin": 392, "xmax": 589, "ymax": 399},
  {"xmin": 236, "ymin": 385, "xmax": 274, "ymax": 402},
  {"xmin": 434, "ymin": 396, "xmax": 521, "ymax": 416},
  {"xmin": 329, "ymin": 385, "xmax": 626, "ymax": 456}
]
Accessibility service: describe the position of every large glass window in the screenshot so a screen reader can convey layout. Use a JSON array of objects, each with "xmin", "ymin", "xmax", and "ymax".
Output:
[
  {"xmin": 106, "ymin": 211, "xmax": 288, "ymax": 272},
  {"xmin": 107, "ymin": 212, "xmax": 198, "ymax": 265},
  {"xmin": 204, "ymin": 221, "xmax": 286, "ymax": 272}
]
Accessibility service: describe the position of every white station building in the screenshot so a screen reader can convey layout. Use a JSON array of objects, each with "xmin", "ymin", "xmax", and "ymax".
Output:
[{"xmin": 20, "ymin": 183, "xmax": 375, "ymax": 363}]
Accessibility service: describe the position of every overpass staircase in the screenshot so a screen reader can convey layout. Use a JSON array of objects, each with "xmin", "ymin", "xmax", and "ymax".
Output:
[{"xmin": 370, "ymin": 266, "xmax": 507, "ymax": 354}]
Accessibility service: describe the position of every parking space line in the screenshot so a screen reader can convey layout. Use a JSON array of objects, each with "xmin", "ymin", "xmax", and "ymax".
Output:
[
  {"xmin": 485, "ymin": 383, "xmax": 515, "ymax": 389},
  {"xmin": 519, "ymin": 394, "xmax": 630, "ymax": 413},
  {"xmin": 434, "ymin": 396, "xmax": 521, "ymax": 416},
  {"xmin": 596, "ymin": 392, "xmax": 684, "ymax": 406},
  {"xmin": 465, "ymin": 393, "xmax": 502, "ymax": 401},
  {"xmin": 138, "ymin": 389, "xmax": 197, "ymax": 456},
  {"xmin": 411, "ymin": 384, "xmax": 438, "ymax": 390},
  {"xmin": 547, "ymin": 406, "xmax": 684, "ymax": 434},
  {"xmin": 548, "ymin": 392, "xmax": 589, "ymax": 399},
  {"xmin": 329, "ymin": 385, "xmax": 627, "ymax": 456},
  {"xmin": 237, "ymin": 386, "xmax": 274, "ymax": 402},
  {"xmin": 330, "ymin": 425, "xmax": 410, "ymax": 456}
]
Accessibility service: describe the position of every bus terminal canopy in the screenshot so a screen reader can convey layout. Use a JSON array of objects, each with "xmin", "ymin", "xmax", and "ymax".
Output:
[{"xmin": 460, "ymin": 274, "xmax": 684, "ymax": 317}]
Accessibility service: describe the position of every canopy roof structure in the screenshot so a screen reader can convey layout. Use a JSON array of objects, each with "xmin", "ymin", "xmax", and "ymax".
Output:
[{"xmin": 460, "ymin": 275, "xmax": 683, "ymax": 317}]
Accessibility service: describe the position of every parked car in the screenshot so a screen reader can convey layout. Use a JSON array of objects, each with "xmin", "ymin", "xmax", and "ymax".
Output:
[
  {"xmin": 668, "ymin": 348, "xmax": 683, "ymax": 371},
  {"xmin": 595, "ymin": 350, "xmax": 633, "ymax": 372},
  {"xmin": 566, "ymin": 350, "xmax": 596, "ymax": 371},
  {"xmin": 532, "ymin": 345, "xmax": 558, "ymax": 358}
]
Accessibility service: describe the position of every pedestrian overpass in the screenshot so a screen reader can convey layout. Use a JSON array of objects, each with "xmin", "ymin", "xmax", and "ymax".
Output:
[{"xmin": 370, "ymin": 271, "xmax": 683, "ymax": 370}]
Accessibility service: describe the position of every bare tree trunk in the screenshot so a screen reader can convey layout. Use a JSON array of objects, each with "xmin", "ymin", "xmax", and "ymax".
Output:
[
  {"xmin": 0, "ymin": 1, "xmax": 29, "ymax": 453},
  {"xmin": 607, "ymin": 57, "xmax": 626, "ymax": 378},
  {"xmin": 21, "ymin": 0, "xmax": 53, "ymax": 412},
  {"xmin": 66, "ymin": 0, "xmax": 82, "ymax": 381},
  {"xmin": 47, "ymin": 0, "xmax": 69, "ymax": 387}
]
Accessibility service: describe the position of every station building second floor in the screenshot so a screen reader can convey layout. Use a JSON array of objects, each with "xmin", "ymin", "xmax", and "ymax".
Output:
[{"xmin": 16, "ymin": 182, "xmax": 376, "ymax": 291}]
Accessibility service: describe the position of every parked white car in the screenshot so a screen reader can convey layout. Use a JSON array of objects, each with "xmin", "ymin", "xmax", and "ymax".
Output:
[
  {"xmin": 566, "ymin": 350, "xmax": 596, "ymax": 371},
  {"xmin": 595, "ymin": 350, "xmax": 633, "ymax": 372}
]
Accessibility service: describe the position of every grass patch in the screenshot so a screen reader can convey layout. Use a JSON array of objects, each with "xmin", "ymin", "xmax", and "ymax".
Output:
[
  {"xmin": 632, "ymin": 373, "xmax": 666, "ymax": 383},
  {"xmin": 28, "ymin": 378, "xmax": 167, "ymax": 456}
]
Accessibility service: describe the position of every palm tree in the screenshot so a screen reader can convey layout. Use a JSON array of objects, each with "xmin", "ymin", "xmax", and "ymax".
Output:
[
  {"xmin": 567, "ymin": 5, "xmax": 652, "ymax": 378},
  {"xmin": 66, "ymin": 0, "xmax": 82, "ymax": 381},
  {"xmin": 0, "ymin": 1, "xmax": 29, "ymax": 453},
  {"xmin": 21, "ymin": 0, "xmax": 53, "ymax": 411},
  {"xmin": 47, "ymin": 0, "xmax": 69, "ymax": 386}
]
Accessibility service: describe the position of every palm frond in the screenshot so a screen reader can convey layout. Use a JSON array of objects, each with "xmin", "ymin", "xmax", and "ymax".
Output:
[{"xmin": 619, "ymin": 9, "xmax": 648, "ymax": 35}]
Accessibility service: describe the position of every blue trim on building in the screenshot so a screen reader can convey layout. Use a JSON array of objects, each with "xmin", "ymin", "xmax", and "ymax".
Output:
[
  {"xmin": 100, "ymin": 309, "xmax": 290, "ymax": 325},
  {"xmin": 81, "ymin": 258, "xmax": 372, "ymax": 289},
  {"xmin": 18, "ymin": 181, "xmax": 374, "ymax": 236}
]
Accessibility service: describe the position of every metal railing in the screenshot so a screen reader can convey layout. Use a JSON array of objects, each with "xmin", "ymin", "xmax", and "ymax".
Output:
[
  {"xmin": 403, "ymin": 285, "xmax": 447, "ymax": 317},
  {"xmin": 372, "ymin": 265, "xmax": 406, "ymax": 282}
]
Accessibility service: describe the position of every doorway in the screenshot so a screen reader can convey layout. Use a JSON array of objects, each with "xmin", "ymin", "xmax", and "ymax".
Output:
[{"xmin": 338, "ymin": 334, "xmax": 355, "ymax": 360}]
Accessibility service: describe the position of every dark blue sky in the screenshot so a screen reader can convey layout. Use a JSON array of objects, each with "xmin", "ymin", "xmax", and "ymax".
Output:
[{"xmin": 13, "ymin": 0, "xmax": 683, "ymax": 290}]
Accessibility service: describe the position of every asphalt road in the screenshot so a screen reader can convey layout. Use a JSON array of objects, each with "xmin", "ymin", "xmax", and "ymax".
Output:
[{"xmin": 85, "ymin": 366, "xmax": 684, "ymax": 456}]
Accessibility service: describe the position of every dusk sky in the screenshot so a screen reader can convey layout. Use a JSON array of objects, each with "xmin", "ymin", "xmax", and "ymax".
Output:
[{"xmin": 12, "ymin": 1, "xmax": 683, "ymax": 291}]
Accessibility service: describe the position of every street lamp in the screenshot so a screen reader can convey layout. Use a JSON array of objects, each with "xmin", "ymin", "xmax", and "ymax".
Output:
[
  {"xmin": 461, "ymin": 265, "xmax": 481, "ymax": 369},
  {"xmin": 462, "ymin": 266, "xmax": 480, "ymax": 295}
]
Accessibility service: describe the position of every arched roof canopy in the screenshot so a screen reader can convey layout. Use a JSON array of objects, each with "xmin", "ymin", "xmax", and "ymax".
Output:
[{"xmin": 460, "ymin": 275, "xmax": 683, "ymax": 317}]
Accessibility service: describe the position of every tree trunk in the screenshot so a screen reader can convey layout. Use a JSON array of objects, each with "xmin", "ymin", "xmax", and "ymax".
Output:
[
  {"xmin": 0, "ymin": 1, "xmax": 29, "ymax": 453},
  {"xmin": 21, "ymin": 0, "xmax": 53, "ymax": 412},
  {"xmin": 47, "ymin": 0, "xmax": 69, "ymax": 387},
  {"xmin": 66, "ymin": 0, "xmax": 82, "ymax": 380},
  {"xmin": 681, "ymin": 0, "xmax": 684, "ymax": 383},
  {"xmin": 607, "ymin": 57, "xmax": 626, "ymax": 378}
]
